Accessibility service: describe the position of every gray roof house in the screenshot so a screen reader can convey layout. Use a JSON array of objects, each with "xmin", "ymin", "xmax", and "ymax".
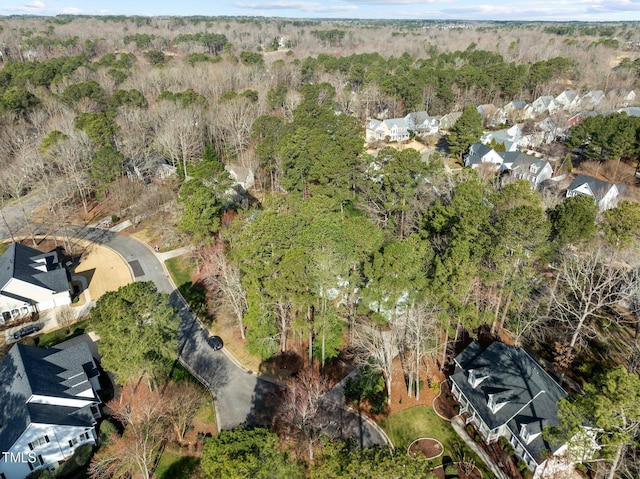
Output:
[
  {"xmin": 566, "ymin": 174, "xmax": 624, "ymax": 211},
  {"xmin": 504, "ymin": 100, "xmax": 529, "ymax": 122},
  {"xmin": 578, "ymin": 90, "xmax": 605, "ymax": 111},
  {"xmin": 464, "ymin": 143, "xmax": 505, "ymax": 170},
  {"xmin": 524, "ymin": 95, "xmax": 555, "ymax": 119},
  {"xmin": 439, "ymin": 111, "xmax": 463, "ymax": 131},
  {"xmin": 477, "ymin": 104, "xmax": 507, "ymax": 128},
  {"xmin": 480, "ymin": 124, "xmax": 524, "ymax": 152},
  {"xmin": 552, "ymin": 90, "xmax": 580, "ymax": 112},
  {"xmin": 617, "ymin": 106, "xmax": 640, "ymax": 117},
  {"xmin": 366, "ymin": 118, "xmax": 410, "ymax": 143},
  {"xmin": 404, "ymin": 111, "xmax": 440, "ymax": 135},
  {"xmin": 0, "ymin": 244, "xmax": 71, "ymax": 325},
  {"xmin": 450, "ymin": 341, "xmax": 568, "ymax": 475},
  {"xmin": 0, "ymin": 343, "xmax": 101, "ymax": 479},
  {"xmin": 507, "ymin": 155, "xmax": 553, "ymax": 189}
]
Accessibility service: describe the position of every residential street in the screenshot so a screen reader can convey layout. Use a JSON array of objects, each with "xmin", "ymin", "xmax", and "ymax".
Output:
[{"xmin": 0, "ymin": 218, "xmax": 387, "ymax": 446}]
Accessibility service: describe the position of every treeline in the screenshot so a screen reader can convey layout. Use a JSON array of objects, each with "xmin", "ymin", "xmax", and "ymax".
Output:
[{"xmin": 299, "ymin": 48, "xmax": 575, "ymax": 114}]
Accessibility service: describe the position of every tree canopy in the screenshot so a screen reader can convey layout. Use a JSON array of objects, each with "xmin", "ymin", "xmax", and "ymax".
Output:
[
  {"xmin": 201, "ymin": 427, "xmax": 304, "ymax": 479},
  {"xmin": 90, "ymin": 282, "xmax": 180, "ymax": 383}
]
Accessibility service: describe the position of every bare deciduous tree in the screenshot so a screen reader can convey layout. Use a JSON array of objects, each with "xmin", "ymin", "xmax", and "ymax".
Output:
[
  {"xmin": 397, "ymin": 300, "xmax": 440, "ymax": 400},
  {"xmin": 153, "ymin": 103, "xmax": 206, "ymax": 176},
  {"xmin": 164, "ymin": 381, "xmax": 206, "ymax": 445},
  {"xmin": 350, "ymin": 318, "xmax": 398, "ymax": 405},
  {"xmin": 275, "ymin": 368, "xmax": 332, "ymax": 460},
  {"xmin": 56, "ymin": 305, "xmax": 77, "ymax": 334},
  {"xmin": 203, "ymin": 249, "xmax": 248, "ymax": 339},
  {"xmin": 551, "ymin": 247, "xmax": 632, "ymax": 354},
  {"xmin": 90, "ymin": 380, "xmax": 169, "ymax": 479}
]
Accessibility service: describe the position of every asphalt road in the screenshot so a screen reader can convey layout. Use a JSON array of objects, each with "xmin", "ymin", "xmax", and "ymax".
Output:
[
  {"xmin": 66, "ymin": 226, "xmax": 280, "ymax": 430},
  {"xmin": 1, "ymin": 212, "xmax": 387, "ymax": 446}
]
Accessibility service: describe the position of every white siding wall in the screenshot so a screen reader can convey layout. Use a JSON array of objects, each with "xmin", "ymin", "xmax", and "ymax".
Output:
[{"xmin": 0, "ymin": 424, "xmax": 96, "ymax": 479}]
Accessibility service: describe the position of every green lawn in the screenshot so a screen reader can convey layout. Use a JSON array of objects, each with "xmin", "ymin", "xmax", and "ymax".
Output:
[
  {"xmin": 165, "ymin": 256, "xmax": 194, "ymax": 288},
  {"xmin": 155, "ymin": 452, "xmax": 200, "ymax": 479},
  {"xmin": 36, "ymin": 319, "xmax": 93, "ymax": 348},
  {"xmin": 195, "ymin": 397, "xmax": 216, "ymax": 424},
  {"xmin": 379, "ymin": 406, "xmax": 497, "ymax": 479},
  {"xmin": 165, "ymin": 256, "xmax": 209, "ymax": 321}
]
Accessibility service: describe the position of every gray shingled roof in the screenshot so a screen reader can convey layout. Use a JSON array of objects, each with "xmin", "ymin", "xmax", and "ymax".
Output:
[
  {"xmin": 451, "ymin": 341, "xmax": 567, "ymax": 464},
  {"xmin": 0, "ymin": 344, "xmax": 99, "ymax": 453},
  {"xmin": 567, "ymin": 174, "xmax": 614, "ymax": 202},
  {"xmin": 509, "ymin": 155, "xmax": 550, "ymax": 175},
  {"xmin": 0, "ymin": 243, "xmax": 70, "ymax": 294}
]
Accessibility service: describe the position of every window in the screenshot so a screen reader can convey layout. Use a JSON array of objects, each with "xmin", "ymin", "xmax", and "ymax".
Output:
[
  {"xmin": 28, "ymin": 435, "xmax": 49, "ymax": 450},
  {"xmin": 27, "ymin": 456, "xmax": 43, "ymax": 471},
  {"xmin": 520, "ymin": 423, "xmax": 540, "ymax": 444},
  {"xmin": 488, "ymin": 394, "xmax": 508, "ymax": 413},
  {"xmin": 468, "ymin": 369, "xmax": 488, "ymax": 388}
]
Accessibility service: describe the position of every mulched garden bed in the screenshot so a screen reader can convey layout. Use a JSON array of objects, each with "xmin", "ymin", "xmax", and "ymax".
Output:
[
  {"xmin": 408, "ymin": 437, "xmax": 444, "ymax": 460},
  {"xmin": 433, "ymin": 380, "xmax": 460, "ymax": 420}
]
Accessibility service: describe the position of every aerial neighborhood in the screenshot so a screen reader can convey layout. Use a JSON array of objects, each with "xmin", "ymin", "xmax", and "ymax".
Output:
[{"xmin": 2, "ymin": 12, "xmax": 640, "ymax": 479}]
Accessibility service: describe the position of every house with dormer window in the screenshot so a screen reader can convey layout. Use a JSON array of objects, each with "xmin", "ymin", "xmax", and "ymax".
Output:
[
  {"xmin": 0, "ymin": 343, "xmax": 101, "ymax": 479},
  {"xmin": 508, "ymin": 155, "xmax": 553, "ymax": 189},
  {"xmin": 450, "ymin": 341, "xmax": 568, "ymax": 476},
  {"xmin": 0, "ymin": 243, "xmax": 72, "ymax": 325},
  {"xmin": 365, "ymin": 118, "xmax": 410, "ymax": 143}
]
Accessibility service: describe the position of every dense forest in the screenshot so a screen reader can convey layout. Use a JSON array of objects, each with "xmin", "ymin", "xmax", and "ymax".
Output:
[{"xmin": 2, "ymin": 15, "xmax": 640, "ymax": 479}]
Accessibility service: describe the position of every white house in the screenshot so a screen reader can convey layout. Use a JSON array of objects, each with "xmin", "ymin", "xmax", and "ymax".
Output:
[
  {"xmin": 404, "ymin": 111, "xmax": 440, "ymax": 135},
  {"xmin": 464, "ymin": 143, "xmax": 504, "ymax": 170},
  {"xmin": 552, "ymin": 90, "xmax": 580, "ymax": 112},
  {"xmin": 524, "ymin": 95, "xmax": 555, "ymax": 119},
  {"xmin": 566, "ymin": 174, "xmax": 622, "ymax": 211},
  {"xmin": 450, "ymin": 341, "xmax": 568, "ymax": 476},
  {"xmin": 366, "ymin": 118, "xmax": 410, "ymax": 143},
  {"xmin": 0, "ymin": 343, "xmax": 101, "ymax": 479},
  {"xmin": 480, "ymin": 124, "xmax": 523, "ymax": 152},
  {"xmin": 578, "ymin": 90, "xmax": 605, "ymax": 111},
  {"xmin": 507, "ymin": 155, "xmax": 553, "ymax": 189},
  {"xmin": 0, "ymin": 244, "xmax": 72, "ymax": 325}
]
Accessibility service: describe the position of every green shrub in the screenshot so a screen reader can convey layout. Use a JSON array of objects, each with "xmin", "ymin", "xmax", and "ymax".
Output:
[
  {"xmin": 444, "ymin": 463, "xmax": 458, "ymax": 475},
  {"xmin": 517, "ymin": 459, "xmax": 528, "ymax": 473},
  {"xmin": 370, "ymin": 393, "xmax": 387, "ymax": 415},
  {"xmin": 26, "ymin": 470, "xmax": 52, "ymax": 479},
  {"xmin": 466, "ymin": 424, "xmax": 474, "ymax": 435},
  {"xmin": 98, "ymin": 418, "xmax": 120, "ymax": 447},
  {"xmin": 53, "ymin": 443, "xmax": 93, "ymax": 477}
]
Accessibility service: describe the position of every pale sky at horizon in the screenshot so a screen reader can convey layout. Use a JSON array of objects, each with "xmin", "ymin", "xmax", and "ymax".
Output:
[{"xmin": 1, "ymin": 0, "xmax": 640, "ymax": 22}]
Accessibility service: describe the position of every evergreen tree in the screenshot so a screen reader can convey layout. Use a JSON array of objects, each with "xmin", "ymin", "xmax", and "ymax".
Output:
[{"xmin": 446, "ymin": 106, "xmax": 483, "ymax": 158}]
